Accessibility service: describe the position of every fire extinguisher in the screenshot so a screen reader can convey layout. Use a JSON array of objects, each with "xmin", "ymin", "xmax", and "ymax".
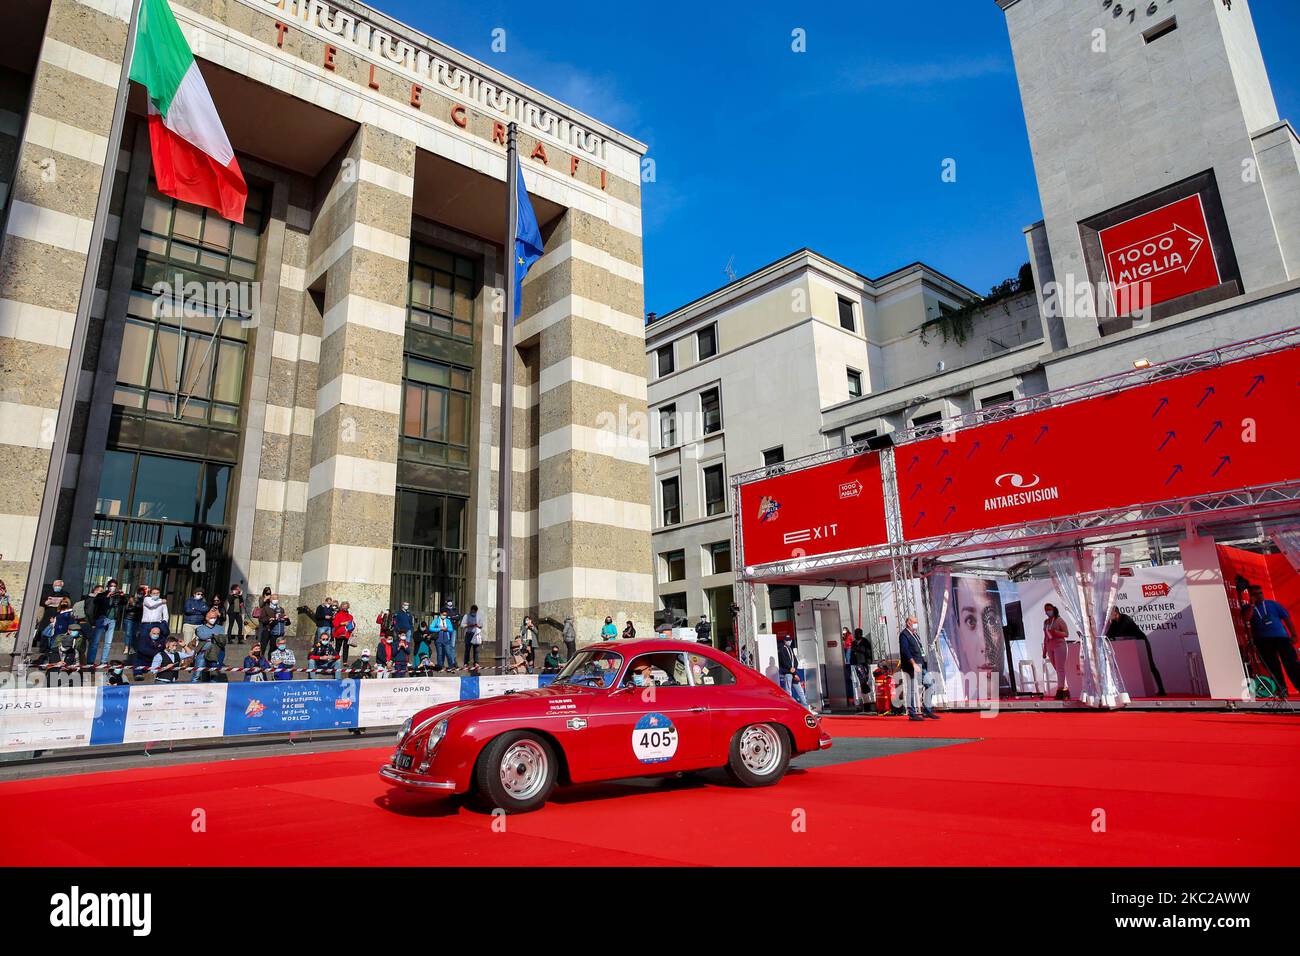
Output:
[{"xmin": 873, "ymin": 667, "xmax": 892, "ymax": 714}]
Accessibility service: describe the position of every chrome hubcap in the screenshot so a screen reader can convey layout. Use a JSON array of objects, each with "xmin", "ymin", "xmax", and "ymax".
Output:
[
  {"xmin": 499, "ymin": 740, "xmax": 548, "ymax": 800},
  {"xmin": 739, "ymin": 724, "xmax": 782, "ymax": 776}
]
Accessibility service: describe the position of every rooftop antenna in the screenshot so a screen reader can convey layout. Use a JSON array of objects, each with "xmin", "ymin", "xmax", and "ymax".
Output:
[{"xmin": 724, "ymin": 255, "xmax": 737, "ymax": 283}]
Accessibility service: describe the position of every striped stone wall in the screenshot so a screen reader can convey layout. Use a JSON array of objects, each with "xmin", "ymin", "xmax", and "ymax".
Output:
[
  {"xmin": 525, "ymin": 207, "xmax": 653, "ymax": 644},
  {"xmin": 0, "ymin": 0, "xmax": 132, "ymax": 629},
  {"xmin": 298, "ymin": 123, "xmax": 415, "ymax": 630}
]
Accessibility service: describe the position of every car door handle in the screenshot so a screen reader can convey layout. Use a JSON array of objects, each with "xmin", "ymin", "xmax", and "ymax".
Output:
[{"xmin": 691, "ymin": 706, "xmax": 707, "ymax": 713}]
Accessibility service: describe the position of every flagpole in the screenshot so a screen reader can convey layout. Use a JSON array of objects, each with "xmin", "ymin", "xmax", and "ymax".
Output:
[
  {"xmin": 15, "ymin": 0, "xmax": 144, "ymax": 664},
  {"xmin": 495, "ymin": 122, "xmax": 520, "ymax": 667}
]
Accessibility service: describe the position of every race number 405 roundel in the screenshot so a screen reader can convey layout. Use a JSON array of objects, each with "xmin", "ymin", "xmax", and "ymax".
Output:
[{"xmin": 632, "ymin": 713, "xmax": 678, "ymax": 764}]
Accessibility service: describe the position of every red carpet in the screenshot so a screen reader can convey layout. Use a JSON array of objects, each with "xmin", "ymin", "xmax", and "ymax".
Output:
[{"xmin": 1, "ymin": 712, "xmax": 1296, "ymax": 866}]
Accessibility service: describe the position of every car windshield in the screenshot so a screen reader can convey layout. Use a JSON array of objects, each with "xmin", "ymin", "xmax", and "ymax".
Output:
[{"xmin": 551, "ymin": 649, "xmax": 623, "ymax": 688}]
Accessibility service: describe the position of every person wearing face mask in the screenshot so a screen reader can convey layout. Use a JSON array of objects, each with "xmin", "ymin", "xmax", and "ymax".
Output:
[
  {"xmin": 433, "ymin": 609, "xmax": 456, "ymax": 671},
  {"xmin": 374, "ymin": 632, "xmax": 394, "ymax": 678},
  {"xmin": 392, "ymin": 602, "xmax": 414, "ymax": 647},
  {"xmin": 142, "ymin": 586, "xmax": 169, "ymax": 639},
  {"xmin": 391, "ymin": 635, "xmax": 410, "ymax": 678},
  {"xmin": 134, "ymin": 623, "xmax": 166, "ymax": 680},
  {"xmin": 260, "ymin": 594, "xmax": 286, "ymax": 649},
  {"xmin": 561, "ymin": 616, "xmax": 577, "ymax": 662},
  {"xmin": 270, "ymin": 637, "xmax": 296, "ymax": 680},
  {"xmin": 182, "ymin": 588, "xmax": 209, "ymax": 648},
  {"xmin": 777, "ymin": 635, "xmax": 808, "ymax": 707},
  {"xmin": 106, "ymin": 659, "xmax": 128, "ymax": 686},
  {"xmin": 332, "ymin": 600, "xmax": 355, "ymax": 664},
  {"xmin": 542, "ymin": 644, "xmax": 564, "ymax": 674},
  {"xmin": 33, "ymin": 578, "xmax": 67, "ymax": 650},
  {"xmin": 600, "ymin": 616, "xmax": 617, "ymax": 640},
  {"xmin": 1042, "ymin": 603, "xmax": 1071, "ymax": 701},
  {"xmin": 629, "ymin": 661, "xmax": 655, "ymax": 688},
  {"xmin": 242, "ymin": 643, "xmax": 271, "ymax": 682},
  {"xmin": 151, "ymin": 635, "xmax": 184, "ymax": 684},
  {"xmin": 194, "ymin": 608, "xmax": 227, "ymax": 682}
]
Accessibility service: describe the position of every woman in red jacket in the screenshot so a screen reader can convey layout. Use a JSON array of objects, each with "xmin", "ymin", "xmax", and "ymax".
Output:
[{"xmin": 332, "ymin": 600, "xmax": 355, "ymax": 664}]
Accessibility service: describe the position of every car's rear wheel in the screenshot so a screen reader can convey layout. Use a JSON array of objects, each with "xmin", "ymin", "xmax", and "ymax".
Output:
[
  {"xmin": 473, "ymin": 731, "xmax": 557, "ymax": 813},
  {"xmin": 726, "ymin": 722, "xmax": 789, "ymax": 787}
]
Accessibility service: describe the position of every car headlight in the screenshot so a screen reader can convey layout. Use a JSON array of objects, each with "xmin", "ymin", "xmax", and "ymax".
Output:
[
  {"xmin": 397, "ymin": 717, "xmax": 412, "ymax": 742},
  {"xmin": 424, "ymin": 718, "xmax": 448, "ymax": 754}
]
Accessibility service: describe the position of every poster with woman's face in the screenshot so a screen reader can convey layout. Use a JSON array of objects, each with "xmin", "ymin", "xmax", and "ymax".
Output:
[{"xmin": 930, "ymin": 575, "xmax": 1008, "ymax": 700}]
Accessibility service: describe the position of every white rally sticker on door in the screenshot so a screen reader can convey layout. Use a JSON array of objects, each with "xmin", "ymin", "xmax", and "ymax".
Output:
[{"xmin": 632, "ymin": 712, "xmax": 678, "ymax": 763}]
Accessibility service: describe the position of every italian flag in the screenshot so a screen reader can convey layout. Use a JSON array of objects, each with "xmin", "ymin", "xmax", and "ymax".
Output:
[{"xmin": 130, "ymin": 0, "xmax": 246, "ymax": 222}]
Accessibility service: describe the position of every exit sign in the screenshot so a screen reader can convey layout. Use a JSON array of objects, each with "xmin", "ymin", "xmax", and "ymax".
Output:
[{"xmin": 1098, "ymin": 194, "xmax": 1221, "ymax": 314}]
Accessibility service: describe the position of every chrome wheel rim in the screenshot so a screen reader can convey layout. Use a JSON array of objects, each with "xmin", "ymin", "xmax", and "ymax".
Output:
[
  {"xmin": 499, "ymin": 739, "xmax": 548, "ymax": 800},
  {"xmin": 739, "ymin": 724, "xmax": 782, "ymax": 776}
]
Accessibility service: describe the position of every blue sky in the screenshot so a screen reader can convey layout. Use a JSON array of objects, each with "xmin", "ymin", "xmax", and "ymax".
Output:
[{"xmin": 381, "ymin": 0, "xmax": 1299, "ymax": 316}]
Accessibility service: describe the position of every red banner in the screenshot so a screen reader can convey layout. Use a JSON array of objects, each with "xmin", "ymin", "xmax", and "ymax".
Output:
[
  {"xmin": 738, "ymin": 452, "xmax": 888, "ymax": 567},
  {"xmin": 899, "ymin": 345, "xmax": 1300, "ymax": 541},
  {"xmin": 1099, "ymin": 194, "xmax": 1221, "ymax": 312}
]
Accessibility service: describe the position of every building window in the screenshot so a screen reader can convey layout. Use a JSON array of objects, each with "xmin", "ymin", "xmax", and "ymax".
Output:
[
  {"xmin": 697, "ymin": 324, "xmax": 717, "ymax": 360},
  {"xmin": 847, "ymin": 368, "xmax": 863, "ymax": 398},
  {"xmin": 117, "ymin": 186, "xmax": 264, "ymax": 427},
  {"xmin": 661, "ymin": 476, "xmax": 681, "ymax": 526},
  {"xmin": 700, "ymin": 387, "xmax": 722, "ymax": 434},
  {"xmin": 661, "ymin": 592, "xmax": 687, "ymax": 625},
  {"xmin": 762, "ymin": 446, "xmax": 784, "ymax": 467},
  {"xmin": 401, "ymin": 356, "xmax": 472, "ymax": 465},
  {"xmin": 851, "ymin": 429, "xmax": 878, "ymax": 446},
  {"xmin": 663, "ymin": 549, "xmax": 686, "ymax": 582},
  {"xmin": 95, "ymin": 449, "xmax": 231, "ymax": 526},
  {"xmin": 704, "ymin": 463, "xmax": 726, "ymax": 516},
  {"xmin": 137, "ymin": 186, "xmax": 262, "ymax": 279},
  {"xmin": 392, "ymin": 489, "xmax": 468, "ymax": 615},
  {"xmin": 980, "ymin": 391, "xmax": 1016, "ymax": 422},
  {"xmin": 912, "ymin": 411, "xmax": 943, "ymax": 437},
  {"xmin": 659, "ymin": 403, "xmax": 677, "ymax": 448},
  {"xmin": 656, "ymin": 344, "xmax": 675, "ymax": 377},
  {"xmin": 707, "ymin": 540, "xmax": 732, "ymax": 575},
  {"xmin": 408, "ymin": 242, "xmax": 478, "ymax": 341},
  {"xmin": 837, "ymin": 296, "xmax": 856, "ymax": 331}
]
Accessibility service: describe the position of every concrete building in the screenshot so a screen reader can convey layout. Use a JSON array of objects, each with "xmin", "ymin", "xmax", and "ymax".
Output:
[
  {"xmin": 645, "ymin": 251, "xmax": 1037, "ymax": 641},
  {"xmin": 648, "ymin": 0, "xmax": 1300, "ymax": 649},
  {"xmin": 0, "ymin": 0, "xmax": 654, "ymax": 656}
]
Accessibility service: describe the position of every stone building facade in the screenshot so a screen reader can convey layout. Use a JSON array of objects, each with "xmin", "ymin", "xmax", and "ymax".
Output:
[{"xmin": 0, "ymin": 0, "xmax": 654, "ymax": 656}]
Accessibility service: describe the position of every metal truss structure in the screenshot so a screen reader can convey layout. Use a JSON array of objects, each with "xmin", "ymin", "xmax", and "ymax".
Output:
[
  {"xmin": 890, "ymin": 325, "xmax": 1300, "ymax": 445},
  {"xmin": 726, "ymin": 329, "xmax": 1300, "ymax": 647}
]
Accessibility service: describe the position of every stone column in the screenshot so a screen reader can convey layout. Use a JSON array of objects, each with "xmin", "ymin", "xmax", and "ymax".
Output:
[
  {"xmin": 527, "ymin": 208, "xmax": 654, "ymax": 644},
  {"xmin": 298, "ymin": 124, "xmax": 414, "ymax": 633},
  {"xmin": 0, "ymin": 0, "xmax": 132, "ymax": 632},
  {"xmin": 237, "ymin": 174, "xmax": 318, "ymax": 624}
]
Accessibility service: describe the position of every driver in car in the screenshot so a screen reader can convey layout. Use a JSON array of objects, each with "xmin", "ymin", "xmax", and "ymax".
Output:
[{"xmin": 630, "ymin": 661, "xmax": 656, "ymax": 687}]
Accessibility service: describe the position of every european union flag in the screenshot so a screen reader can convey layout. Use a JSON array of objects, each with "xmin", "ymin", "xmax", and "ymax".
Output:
[{"xmin": 512, "ymin": 155, "xmax": 543, "ymax": 319}]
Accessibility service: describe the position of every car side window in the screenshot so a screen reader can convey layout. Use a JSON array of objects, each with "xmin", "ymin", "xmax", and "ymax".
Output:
[
  {"xmin": 688, "ymin": 653, "xmax": 736, "ymax": 686},
  {"xmin": 623, "ymin": 652, "xmax": 689, "ymax": 688}
]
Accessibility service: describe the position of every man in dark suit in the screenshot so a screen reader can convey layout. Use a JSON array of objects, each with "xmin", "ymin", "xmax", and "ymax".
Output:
[{"xmin": 899, "ymin": 615, "xmax": 939, "ymax": 721}]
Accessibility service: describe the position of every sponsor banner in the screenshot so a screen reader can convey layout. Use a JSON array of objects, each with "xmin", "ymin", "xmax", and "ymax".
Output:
[
  {"xmin": 738, "ymin": 451, "xmax": 888, "ymax": 567},
  {"xmin": 1019, "ymin": 567, "xmax": 1206, "ymax": 697},
  {"xmin": 470, "ymin": 675, "xmax": 541, "ymax": 699},
  {"xmin": 121, "ymin": 683, "xmax": 228, "ymax": 743},
  {"xmin": 900, "ymin": 345, "xmax": 1300, "ymax": 541},
  {"xmin": 357, "ymin": 677, "xmax": 461, "ymax": 727},
  {"xmin": 1099, "ymin": 194, "xmax": 1221, "ymax": 312},
  {"xmin": 224, "ymin": 681, "xmax": 358, "ymax": 736},
  {"xmin": 0, "ymin": 685, "xmax": 99, "ymax": 753}
]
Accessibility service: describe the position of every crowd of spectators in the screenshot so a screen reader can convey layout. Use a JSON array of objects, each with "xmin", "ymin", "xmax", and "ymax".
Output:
[{"xmin": 22, "ymin": 578, "xmax": 693, "ymax": 685}]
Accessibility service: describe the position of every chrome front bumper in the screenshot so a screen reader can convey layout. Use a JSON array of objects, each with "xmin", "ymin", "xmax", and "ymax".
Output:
[{"xmin": 379, "ymin": 764, "xmax": 457, "ymax": 790}]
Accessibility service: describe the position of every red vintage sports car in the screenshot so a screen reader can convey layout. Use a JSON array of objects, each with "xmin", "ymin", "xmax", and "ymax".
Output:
[{"xmin": 379, "ymin": 638, "xmax": 832, "ymax": 812}]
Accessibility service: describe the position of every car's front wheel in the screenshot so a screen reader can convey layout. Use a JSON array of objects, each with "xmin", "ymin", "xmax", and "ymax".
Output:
[
  {"xmin": 726, "ymin": 723, "xmax": 790, "ymax": 787},
  {"xmin": 473, "ymin": 731, "xmax": 557, "ymax": 813}
]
